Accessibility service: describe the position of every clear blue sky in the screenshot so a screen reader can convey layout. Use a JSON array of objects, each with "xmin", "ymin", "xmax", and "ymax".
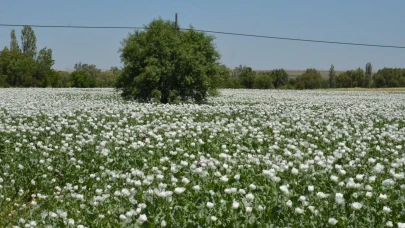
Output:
[{"xmin": 1, "ymin": 0, "xmax": 405, "ymax": 71}]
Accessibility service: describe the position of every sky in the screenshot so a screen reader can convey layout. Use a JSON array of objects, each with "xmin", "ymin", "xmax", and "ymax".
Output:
[{"xmin": 1, "ymin": 0, "xmax": 405, "ymax": 71}]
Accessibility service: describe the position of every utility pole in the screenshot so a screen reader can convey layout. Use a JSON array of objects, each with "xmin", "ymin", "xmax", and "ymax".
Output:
[{"xmin": 175, "ymin": 13, "xmax": 178, "ymax": 30}]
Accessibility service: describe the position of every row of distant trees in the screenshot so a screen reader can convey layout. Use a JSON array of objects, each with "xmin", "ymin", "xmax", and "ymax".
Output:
[
  {"xmin": 219, "ymin": 63, "xmax": 405, "ymax": 90},
  {"xmin": 1, "ymin": 26, "xmax": 404, "ymax": 90},
  {"xmin": 0, "ymin": 26, "xmax": 120, "ymax": 88}
]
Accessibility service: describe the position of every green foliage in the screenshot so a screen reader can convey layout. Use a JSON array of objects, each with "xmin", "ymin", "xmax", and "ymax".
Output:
[
  {"xmin": 288, "ymin": 78, "xmax": 296, "ymax": 88},
  {"xmin": 117, "ymin": 18, "xmax": 222, "ymax": 104},
  {"xmin": 67, "ymin": 63, "xmax": 120, "ymax": 88},
  {"xmin": 373, "ymin": 68, "xmax": 405, "ymax": 88},
  {"xmin": 35, "ymin": 47, "xmax": 55, "ymax": 87},
  {"xmin": 335, "ymin": 68, "xmax": 366, "ymax": 88},
  {"xmin": 0, "ymin": 48, "xmax": 36, "ymax": 87},
  {"xmin": 2, "ymin": 25, "xmax": 404, "ymax": 91},
  {"xmin": 71, "ymin": 62, "xmax": 99, "ymax": 87},
  {"xmin": 21, "ymin": 26, "xmax": 37, "ymax": 59},
  {"xmin": 272, "ymin": 69, "xmax": 289, "ymax": 88},
  {"xmin": 295, "ymin": 68, "xmax": 322, "ymax": 89},
  {"xmin": 48, "ymin": 70, "xmax": 62, "ymax": 88},
  {"xmin": 232, "ymin": 65, "xmax": 256, "ymax": 89},
  {"xmin": 6, "ymin": 52, "xmax": 36, "ymax": 87},
  {"xmin": 56, "ymin": 71, "xmax": 71, "ymax": 87},
  {"xmin": 328, "ymin": 64, "xmax": 336, "ymax": 88},
  {"xmin": 254, "ymin": 72, "xmax": 274, "ymax": 89},
  {"xmin": 1, "ymin": 26, "xmax": 120, "ymax": 89},
  {"xmin": 214, "ymin": 64, "xmax": 233, "ymax": 88},
  {"xmin": 0, "ymin": 74, "xmax": 8, "ymax": 87},
  {"xmin": 350, "ymin": 68, "xmax": 366, "ymax": 87},
  {"xmin": 96, "ymin": 71, "xmax": 118, "ymax": 88},
  {"xmin": 10, "ymin": 30, "xmax": 20, "ymax": 53},
  {"xmin": 336, "ymin": 71, "xmax": 353, "ymax": 88},
  {"xmin": 365, "ymin": 62, "xmax": 372, "ymax": 88},
  {"xmin": 322, "ymin": 78, "xmax": 329, "ymax": 89},
  {"xmin": 69, "ymin": 70, "xmax": 93, "ymax": 88},
  {"xmin": 0, "ymin": 27, "xmax": 60, "ymax": 88}
]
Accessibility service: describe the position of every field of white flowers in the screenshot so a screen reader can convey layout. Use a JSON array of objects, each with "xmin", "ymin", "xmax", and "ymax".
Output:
[{"xmin": 0, "ymin": 88, "xmax": 405, "ymax": 227}]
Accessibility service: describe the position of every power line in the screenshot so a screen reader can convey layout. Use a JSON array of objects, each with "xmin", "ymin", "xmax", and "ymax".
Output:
[
  {"xmin": 190, "ymin": 29, "xmax": 405, "ymax": 49},
  {"xmin": 0, "ymin": 23, "xmax": 143, "ymax": 30},
  {"xmin": 1, "ymin": 23, "xmax": 405, "ymax": 49}
]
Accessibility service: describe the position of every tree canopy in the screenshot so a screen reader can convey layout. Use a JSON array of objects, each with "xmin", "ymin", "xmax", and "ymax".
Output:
[
  {"xmin": 296, "ymin": 68, "xmax": 323, "ymax": 89},
  {"xmin": 116, "ymin": 18, "xmax": 224, "ymax": 104}
]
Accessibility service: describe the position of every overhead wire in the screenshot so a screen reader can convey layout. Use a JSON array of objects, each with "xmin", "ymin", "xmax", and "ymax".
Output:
[{"xmin": 0, "ymin": 23, "xmax": 404, "ymax": 49}]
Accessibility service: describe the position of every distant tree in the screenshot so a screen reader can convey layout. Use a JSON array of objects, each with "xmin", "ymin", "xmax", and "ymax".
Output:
[
  {"xmin": 117, "ymin": 18, "xmax": 223, "ymax": 103},
  {"xmin": 272, "ymin": 69, "xmax": 289, "ymax": 88},
  {"xmin": 110, "ymin": 66, "xmax": 121, "ymax": 75},
  {"xmin": 365, "ymin": 62, "xmax": 372, "ymax": 88},
  {"xmin": 1, "ymin": 28, "xmax": 61, "ymax": 88},
  {"xmin": 350, "ymin": 68, "xmax": 366, "ymax": 87},
  {"xmin": 73, "ymin": 62, "xmax": 100, "ymax": 87},
  {"xmin": 253, "ymin": 71, "xmax": 274, "ymax": 89},
  {"xmin": 295, "ymin": 68, "xmax": 322, "ymax": 89},
  {"xmin": 0, "ymin": 73, "xmax": 8, "ymax": 87},
  {"xmin": 0, "ymin": 47, "xmax": 9, "ymax": 87},
  {"xmin": 295, "ymin": 80, "xmax": 305, "ymax": 90},
  {"xmin": 55, "ymin": 71, "xmax": 70, "ymax": 87},
  {"xmin": 372, "ymin": 68, "xmax": 405, "ymax": 88},
  {"xmin": 47, "ymin": 70, "xmax": 62, "ymax": 87},
  {"xmin": 335, "ymin": 72, "xmax": 352, "ymax": 88},
  {"xmin": 287, "ymin": 78, "xmax": 296, "ymax": 89},
  {"xmin": 328, "ymin": 64, "xmax": 336, "ymax": 88},
  {"xmin": 322, "ymin": 78, "xmax": 329, "ymax": 89},
  {"xmin": 10, "ymin": 30, "xmax": 20, "ymax": 52},
  {"xmin": 232, "ymin": 65, "xmax": 256, "ymax": 89},
  {"xmin": 0, "ymin": 47, "xmax": 36, "ymax": 87},
  {"xmin": 214, "ymin": 64, "xmax": 234, "ymax": 88},
  {"xmin": 69, "ymin": 70, "xmax": 91, "ymax": 88},
  {"xmin": 21, "ymin": 26, "xmax": 37, "ymax": 59},
  {"xmin": 7, "ymin": 53, "xmax": 36, "ymax": 87},
  {"xmin": 96, "ymin": 68, "xmax": 121, "ymax": 88},
  {"xmin": 35, "ymin": 47, "xmax": 55, "ymax": 87},
  {"xmin": 0, "ymin": 47, "xmax": 11, "ymax": 75}
]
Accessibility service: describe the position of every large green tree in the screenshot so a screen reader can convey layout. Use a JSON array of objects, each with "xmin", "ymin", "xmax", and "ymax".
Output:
[
  {"xmin": 7, "ymin": 53, "xmax": 36, "ymax": 87},
  {"xmin": 0, "ymin": 47, "xmax": 11, "ymax": 87},
  {"xmin": 116, "ymin": 18, "xmax": 223, "ymax": 104},
  {"xmin": 0, "ymin": 47, "xmax": 36, "ymax": 87},
  {"xmin": 21, "ymin": 26, "xmax": 37, "ymax": 59}
]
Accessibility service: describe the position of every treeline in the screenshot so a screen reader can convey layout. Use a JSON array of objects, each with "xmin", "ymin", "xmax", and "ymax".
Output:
[
  {"xmin": 217, "ymin": 65, "xmax": 293, "ymax": 89},
  {"xmin": 218, "ymin": 63, "xmax": 405, "ymax": 90},
  {"xmin": 57, "ymin": 63, "xmax": 121, "ymax": 88},
  {"xmin": 0, "ymin": 26, "xmax": 120, "ymax": 88},
  {"xmin": 1, "ymin": 26, "xmax": 404, "ymax": 89}
]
